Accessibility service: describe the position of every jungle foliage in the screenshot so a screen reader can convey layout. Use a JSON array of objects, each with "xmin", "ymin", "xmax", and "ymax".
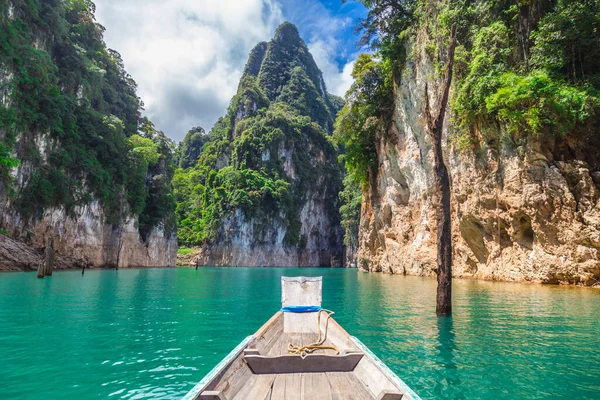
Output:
[
  {"xmin": 338, "ymin": 172, "xmax": 362, "ymax": 249},
  {"xmin": 339, "ymin": 0, "xmax": 600, "ymax": 170},
  {"xmin": 336, "ymin": 0, "xmax": 600, "ymax": 254},
  {"xmin": 173, "ymin": 23, "xmax": 342, "ymax": 247},
  {"xmin": 0, "ymin": 0, "xmax": 175, "ymax": 233},
  {"xmin": 448, "ymin": 0, "xmax": 600, "ymax": 142}
]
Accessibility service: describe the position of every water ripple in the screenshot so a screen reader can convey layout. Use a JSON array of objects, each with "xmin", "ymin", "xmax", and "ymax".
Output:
[{"xmin": 0, "ymin": 268, "xmax": 598, "ymax": 399}]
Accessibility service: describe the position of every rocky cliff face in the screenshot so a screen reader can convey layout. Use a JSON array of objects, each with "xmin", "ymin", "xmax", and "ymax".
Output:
[
  {"xmin": 176, "ymin": 23, "xmax": 344, "ymax": 267},
  {"xmin": 197, "ymin": 194, "xmax": 339, "ymax": 267},
  {"xmin": 0, "ymin": 198, "xmax": 177, "ymax": 271},
  {"xmin": 0, "ymin": 130, "xmax": 177, "ymax": 271},
  {"xmin": 357, "ymin": 45, "xmax": 600, "ymax": 285},
  {"xmin": 0, "ymin": 1, "xmax": 177, "ymax": 271}
]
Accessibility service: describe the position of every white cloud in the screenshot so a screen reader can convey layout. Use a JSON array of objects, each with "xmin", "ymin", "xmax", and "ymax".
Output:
[
  {"xmin": 94, "ymin": 0, "xmax": 357, "ymax": 141},
  {"xmin": 95, "ymin": 0, "xmax": 284, "ymax": 141},
  {"xmin": 308, "ymin": 40, "xmax": 355, "ymax": 97}
]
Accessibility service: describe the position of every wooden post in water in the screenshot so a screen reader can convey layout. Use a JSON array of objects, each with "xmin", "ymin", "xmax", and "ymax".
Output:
[
  {"xmin": 45, "ymin": 237, "xmax": 54, "ymax": 276},
  {"xmin": 424, "ymin": 24, "xmax": 457, "ymax": 317},
  {"xmin": 37, "ymin": 259, "xmax": 45, "ymax": 279}
]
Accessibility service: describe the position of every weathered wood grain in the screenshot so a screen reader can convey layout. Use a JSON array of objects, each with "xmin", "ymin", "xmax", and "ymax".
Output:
[
  {"xmin": 199, "ymin": 391, "xmax": 226, "ymax": 400},
  {"xmin": 255, "ymin": 312, "xmax": 283, "ymax": 354},
  {"xmin": 301, "ymin": 373, "xmax": 333, "ymax": 400},
  {"xmin": 232, "ymin": 374, "xmax": 276, "ymax": 400},
  {"xmin": 245, "ymin": 353, "xmax": 363, "ymax": 374},
  {"xmin": 269, "ymin": 375, "xmax": 286, "ymax": 399},
  {"xmin": 285, "ymin": 374, "xmax": 302, "ymax": 400},
  {"xmin": 282, "ymin": 277, "xmax": 322, "ymax": 333}
]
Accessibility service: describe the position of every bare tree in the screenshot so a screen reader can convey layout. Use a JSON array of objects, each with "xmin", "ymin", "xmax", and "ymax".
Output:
[{"xmin": 424, "ymin": 24, "xmax": 457, "ymax": 316}]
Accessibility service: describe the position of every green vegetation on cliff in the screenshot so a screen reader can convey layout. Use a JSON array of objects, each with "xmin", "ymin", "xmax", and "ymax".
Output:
[
  {"xmin": 334, "ymin": 53, "xmax": 394, "ymax": 186},
  {"xmin": 339, "ymin": 0, "xmax": 600, "ymax": 165},
  {"xmin": 175, "ymin": 126, "xmax": 209, "ymax": 169},
  {"xmin": 335, "ymin": 0, "xmax": 600, "ymax": 251},
  {"xmin": 174, "ymin": 23, "xmax": 342, "ymax": 249},
  {"xmin": 449, "ymin": 0, "xmax": 600, "ymax": 144},
  {"xmin": 0, "ymin": 0, "xmax": 175, "ymax": 234},
  {"xmin": 338, "ymin": 173, "xmax": 362, "ymax": 250}
]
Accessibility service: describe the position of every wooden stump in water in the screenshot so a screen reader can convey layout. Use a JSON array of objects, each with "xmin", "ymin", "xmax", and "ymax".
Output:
[
  {"xmin": 45, "ymin": 238, "xmax": 54, "ymax": 276},
  {"xmin": 37, "ymin": 238, "xmax": 55, "ymax": 278},
  {"xmin": 37, "ymin": 260, "xmax": 45, "ymax": 279}
]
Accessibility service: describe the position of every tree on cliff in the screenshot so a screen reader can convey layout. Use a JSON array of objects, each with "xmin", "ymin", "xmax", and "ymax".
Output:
[
  {"xmin": 175, "ymin": 126, "xmax": 209, "ymax": 169},
  {"xmin": 344, "ymin": 0, "xmax": 458, "ymax": 315},
  {"xmin": 425, "ymin": 24, "xmax": 457, "ymax": 316},
  {"xmin": 0, "ymin": 0, "xmax": 176, "ymax": 234}
]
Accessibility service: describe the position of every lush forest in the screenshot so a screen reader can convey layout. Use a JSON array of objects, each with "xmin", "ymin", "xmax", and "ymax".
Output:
[
  {"xmin": 338, "ymin": 0, "xmax": 600, "ymax": 177},
  {"xmin": 334, "ymin": 0, "xmax": 600, "ymax": 246},
  {"xmin": 173, "ymin": 23, "xmax": 344, "ymax": 253},
  {"xmin": 171, "ymin": 0, "xmax": 600, "ymax": 254},
  {"xmin": 0, "ymin": 0, "xmax": 175, "ymax": 237},
  {"xmin": 2, "ymin": 0, "xmax": 599, "ymax": 259}
]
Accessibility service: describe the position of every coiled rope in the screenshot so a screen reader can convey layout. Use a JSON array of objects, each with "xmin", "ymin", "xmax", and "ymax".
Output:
[{"xmin": 287, "ymin": 309, "xmax": 339, "ymax": 359}]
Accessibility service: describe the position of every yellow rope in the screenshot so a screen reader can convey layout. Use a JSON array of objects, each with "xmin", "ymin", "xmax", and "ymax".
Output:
[{"xmin": 287, "ymin": 309, "xmax": 339, "ymax": 359}]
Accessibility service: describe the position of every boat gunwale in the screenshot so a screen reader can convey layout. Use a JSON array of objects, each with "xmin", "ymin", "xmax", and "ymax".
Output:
[
  {"xmin": 182, "ymin": 311, "xmax": 283, "ymax": 400},
  {"xmin": 182, "ymin": 312, "xmax": 423, "ymax": 400},
  {"xmin": 181, "ymin": 335, "xmax": 254, "ymax": 400},
  {"xmin": 351, "ymin": 335, "xmax": 422, "ymax": 400},
  {"xmin": 182, "ymin": 276, "xmax": 422, "ymax": 400}
]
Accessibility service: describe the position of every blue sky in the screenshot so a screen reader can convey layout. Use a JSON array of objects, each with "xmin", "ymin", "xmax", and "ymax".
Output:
[
  {"xmin": 95, "ymin": 0, "xmax": 367, "ymax": 142},
  {"xmin": 280, "ymin": 0, "xmax": 367, "ymax": 69}
]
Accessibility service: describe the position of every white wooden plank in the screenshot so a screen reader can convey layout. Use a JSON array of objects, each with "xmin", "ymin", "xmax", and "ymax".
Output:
[
  {"xmin": 326, "ymin": 372, "xmax": 372, "ymax": 400},
  {"xmin": 301, "ymin": 373, "xmax": 332, "ymax": 400},
  {"xmin": 244, "ymin": 374, "xmax": 276, "ymax": 400},
  {"xmin": 266, "ymin": 334, "xmax": 285, "ymax": 356},
  {"xmin": 199, "ymin": 391, "xmax": 226, "ymax": 400},
  {"xmin": 318, "ymin": 316, "xmax": 360, "ymax": 354},
  {"xmin": 282, "ymin": 277, "xmax": 322, "ymax": 334},
  {"xmin": 254, "ymin": 313, "xmax": 284, "ymax": 354},
  {"xmin": 285, "ymin": 374, "xmax": 302, "ymax": 400},
  {"xmin": 232, "ymin": 374, "xmax": 276, "ymax": 400},
  {"xmin": 281, "ymin": 276, "xmax": 322, "ymax": 307},
  {"xmin": 270, "ymin": 375, "xmax": 286, "ymax": 399}
]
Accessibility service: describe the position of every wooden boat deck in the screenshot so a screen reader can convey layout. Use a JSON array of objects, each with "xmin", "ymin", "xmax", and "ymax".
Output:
[
  {"xmin": 232, "ymin": 371, "xmax": 373, "ymax": 400},
  {"xmin": 229, "ymin": 333, "xmax": 372, "ymax": 399},
  {"xmin": 184, "ymin": 277, "xmax": 421, "ymax": 400}
]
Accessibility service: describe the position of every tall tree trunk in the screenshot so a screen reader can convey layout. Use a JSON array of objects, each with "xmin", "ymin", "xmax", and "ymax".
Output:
[
  {"xmin": 517, "ymin": 4, "xmax": 531, "ymax": 66},
  {"xmin": 425, "ymin": 24, "xmax": 457, "ymax": 316}
]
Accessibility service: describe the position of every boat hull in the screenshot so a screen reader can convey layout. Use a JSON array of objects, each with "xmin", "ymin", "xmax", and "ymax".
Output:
[{"xmin": 183, "ymin": 277, "xmax": 422, "ymax": 399}]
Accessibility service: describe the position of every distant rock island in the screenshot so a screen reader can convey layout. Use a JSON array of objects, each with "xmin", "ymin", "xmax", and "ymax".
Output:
[{"xmin": 174, "ymin": 22, "xmax": 345, "ymax": 267}]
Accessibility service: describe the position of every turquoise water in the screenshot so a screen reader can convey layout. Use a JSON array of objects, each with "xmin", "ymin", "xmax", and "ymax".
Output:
[{"xmin": 0, "ymin": 268, "xmax": 598, "ymax": 399}]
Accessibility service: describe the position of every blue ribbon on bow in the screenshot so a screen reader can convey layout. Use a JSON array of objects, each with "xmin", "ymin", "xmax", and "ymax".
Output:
[{"xmin": 280, "ymin": 305, "xmax": 322, "ymax": 313}]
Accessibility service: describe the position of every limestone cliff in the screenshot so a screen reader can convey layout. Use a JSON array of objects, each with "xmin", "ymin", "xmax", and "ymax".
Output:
[
  {"xmin": 0, "ymin": 0, "xmax": 177, "ymax": 270},
  {"xmin": 357, "ymin": 43, "xmax": 600, "ymax": 285},
  {"xmin": 0, "ymin": 195, "xmax": 177, "ymax": 271},
  {"xmin": 175, "ymin": 23, "xmax": 344, "ymax": 267}
]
